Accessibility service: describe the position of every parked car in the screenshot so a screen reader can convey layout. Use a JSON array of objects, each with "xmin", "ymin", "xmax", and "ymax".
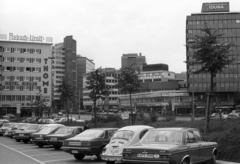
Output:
[
  {"xmin": 13, "ymin": 124, "xmax": 42, "ymax": 143},
  {"xmin": 4, "ymin": 123, "xmax": 27, "ymax": 138},
  {"xmin": 47, "ymin": 126, "xmax": 84, "ymax": 150},
  {"xmin": 101, "ymin": 125, "xmax": 153, "ymax": 164},
  {"xmin": 228, "ymin": 110, "xmax": 240, "ymax": 119},
  {"xmin": 32, "ymin": 124, "xmax": 65, "ymax": 148},
  {"xmin": 0, "ymin": 122, "xmax": 13, "ymax": 136},
  {"xmin": 210, "ymin": 112, "xmax": 228, "ymax": 121},
  {"xmin": 0, "ymin": 119, "xmax": 10, "ymax": 127},
  {"xmin": 2, "ymin": 123, "xmax": 16, "ymax": 136},
  {"xmin": 122, "ymin": 127, "xmax": 218, "ymax": 164},
  {"xmin": 62, "ymin": 128, "xmax": 118, "ymax": 161},
  {"xmin": 38, "ymin": 118, "xmax": 55, "ymax": 124},
  {"xmin": 1, "ymin": 114, "xmax": 17, "ymax": 122}
]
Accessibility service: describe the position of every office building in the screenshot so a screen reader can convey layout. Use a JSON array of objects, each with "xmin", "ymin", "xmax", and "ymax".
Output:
[
  {"xmin": 76, "ymin": 55, "xmax": 95, "ymax": 111},
  {"xmin": 121, "ymin": 53, "xmax": 146, "ymax": 70},
  {"xmin": 51, "ymin": 36, "xmax": 77, "ymax": 113},
  {"xmin": 0, "ymin": 33, "xmax": 53, "ymax": 116},
  {"xmin": 186, "ymin": 2, "xmax": 240, "ymax": 110}
]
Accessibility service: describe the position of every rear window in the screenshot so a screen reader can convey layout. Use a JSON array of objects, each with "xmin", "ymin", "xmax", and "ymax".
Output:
[
  {"xmin": 55, "ymin": 127, "xmax": 74, "ymax": 134},
  {"xmin": 37, "ymin": 126, "xmax": 58, "ymax": 134},
  {"xmin": 75, "ymin": 129, "xmax": 104, "ymax": 138},
  {"xmin": 112, "ymin": 130, "xmax": 134, "ymax": 140},
  {"xmin": 3, "ymin": 123, "xmax": 10, "ymax": 127},
  {"xmin": 27, "ymin": 125, "xmax": 39, "ymax": 130}
]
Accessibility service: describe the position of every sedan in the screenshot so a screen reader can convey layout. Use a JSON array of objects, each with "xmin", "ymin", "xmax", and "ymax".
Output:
[
  {"xmin": 0, "ymin": 123, "xmax": 13, "ymax": 136},
  {"xmin": 122, "ymin": 127, "xmax": 218, "ymax": 164},
  {"xmin": 101, "ymin": 125, "xmax": 153, "ymax": 164},
  {"xmin": 47, "ymin": 126, "xmax": 83, "ymax": 150},
  {"xmin": 32, "ymin": 124, "xmax": 65, "ymax": 148},
  {"xmin": 62, "ymin": 128, "xmax": 118, "ymax": 161},
  {"xmin": 13, "ymin": 124, "xmax": 41, "ymax": 143}
]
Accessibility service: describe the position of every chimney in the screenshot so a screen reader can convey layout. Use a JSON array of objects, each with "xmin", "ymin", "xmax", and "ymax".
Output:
[{"xmin": 139, "ymin": 53, "xmax": 142, "ymax": 56}]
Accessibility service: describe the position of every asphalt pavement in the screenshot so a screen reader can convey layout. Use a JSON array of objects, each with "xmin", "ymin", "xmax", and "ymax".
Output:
[{"xmin": 0, "ymin": 136, "xmax": 239, "ymax": 164}]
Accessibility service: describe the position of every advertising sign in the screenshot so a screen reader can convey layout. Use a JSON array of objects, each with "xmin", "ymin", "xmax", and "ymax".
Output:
[{"xmin": 202, "ymin": 2, "xmax": 229, "ymax": 13}]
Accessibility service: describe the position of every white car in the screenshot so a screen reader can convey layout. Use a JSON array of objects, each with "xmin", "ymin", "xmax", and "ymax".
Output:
[
  {"xmin": 101, "ymin": 125, "xmax": 154, "ymax": 164},
  {"xmin": 210, "ymin": 113, "xmax": 228, "ymax": 121},
  {"xmin": 228, "ymin": 110, "xmax": 240, "ymax": 119}
]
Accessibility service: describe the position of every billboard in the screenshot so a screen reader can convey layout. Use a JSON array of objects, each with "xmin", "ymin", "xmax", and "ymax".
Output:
[{"xmin": 202, "ymin": 2, "xmax": 229, "ymax": 13}]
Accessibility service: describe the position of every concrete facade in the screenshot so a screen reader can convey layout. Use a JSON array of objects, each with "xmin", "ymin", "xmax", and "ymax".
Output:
[{"xmin": 0, "ymin": 40, "xmax": 52, "ymax": 117}]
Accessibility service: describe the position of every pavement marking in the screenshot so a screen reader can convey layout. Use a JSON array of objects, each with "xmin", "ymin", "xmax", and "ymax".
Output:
[
  {"xmin": 0, "ymin": 143, "xmax": 45, "ymax": 164},
  {"xmin": 43, "ymin": 158, "xmax": 74, "ymax": 163},
  {"xmin": 14, "ymin": 146, "xmax": 37, "ymax": 149},
  {"xmin": 21, "ymin": 148, "xmax": 54, "ymax": 153},
  {"xmin": 30, "ymin": 152, "xmax": 65, "ymax": 157}
]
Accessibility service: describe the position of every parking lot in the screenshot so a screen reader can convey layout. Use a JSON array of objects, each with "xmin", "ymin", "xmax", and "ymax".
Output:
[{"xmin": 0, "ymin": 137, "xmax": 122, "ymax": 164}]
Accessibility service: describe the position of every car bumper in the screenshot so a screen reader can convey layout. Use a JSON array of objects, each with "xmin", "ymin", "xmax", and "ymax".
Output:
[
  {"xmin": 13, "ymin": 136, "xmax": 30, "ymax": 140},
  {"xmin": 62, "ymin": 146, "xmax": 91, "ymax": 154},
  {"xmin": 101, "ymin": 154, "xmax": 122, "ymax": 162},
  {"xmin": 123, "ymin": 159, "xmax": 175, "ymax": 164},
  {"xmin": 32, "ymin": 139, "xmax": 49, "ymax": 145},
  {"xmin": 48, "ymin": 141, "xmax": 63, "ymax": 146}
]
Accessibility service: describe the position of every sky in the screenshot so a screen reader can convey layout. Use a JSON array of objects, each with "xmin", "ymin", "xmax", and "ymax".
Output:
[{"xmin": 1, "ymin": 0, "xmax": 240, "ymax": 73}]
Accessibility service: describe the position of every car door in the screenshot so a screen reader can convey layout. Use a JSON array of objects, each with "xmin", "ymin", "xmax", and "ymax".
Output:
[
  {"xmin": 186, "ymin": 130, "xmax": 200, "ymax": 163},
  {"xmin": 193, "ymin": 130, "xmax": 212, "ymax": 161}
]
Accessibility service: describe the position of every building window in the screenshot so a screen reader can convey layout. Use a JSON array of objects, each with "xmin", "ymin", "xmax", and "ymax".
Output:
[
  {"xmin": 36, "ymin": 49, "xmax": 41, "ymax": 54},
  {"xmin": 236, "ymin": 20, "xmax": 240, "ymax": 23}
]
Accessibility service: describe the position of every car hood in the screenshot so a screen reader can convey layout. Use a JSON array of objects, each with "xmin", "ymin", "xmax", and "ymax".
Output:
[
  {"xmin": 105, "ymin": 138, "xmax": 132, "ymax": 155},
  {"xmin": 127, "ymin": 143, "xmax": 181, "ymax": 151},
  {"xmin": 0, "ymin": 127, "xmax": 9, "ymax": 130},
  {"xmin": 66, "ymin": 136, "xmax": 95, "ymax": 141},
  {"xmin": 16, "ymin": 130, "xmax": 37, "ymax": 134},
  {"xmin": 47, "ymin": 134, "xmax": 71, "ymax": 137}
]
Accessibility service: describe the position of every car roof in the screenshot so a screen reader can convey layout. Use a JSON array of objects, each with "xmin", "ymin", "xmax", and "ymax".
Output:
[
  {"xmin": 42, "ymin": 124, "xmax": 65, "ymax": 127},
  {"xmin": 153, "ymin": 127, "xmax": 197, "ymax": 131},
  {"xmin": 59, "ymin": 126, "xmax": 83, "ymax": 129},
  {"xmin": 118, "ymin": 125, "xmax": 153, "ymax": 132},
  {"xmin": 88, "ymin": 128, "xmax": 118, "ymax": 130}
]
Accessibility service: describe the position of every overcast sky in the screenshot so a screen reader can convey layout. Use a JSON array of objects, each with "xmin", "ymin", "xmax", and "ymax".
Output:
[{"xmin": 1, "ymin": 0, "xmax": 240, "ymax": 73}]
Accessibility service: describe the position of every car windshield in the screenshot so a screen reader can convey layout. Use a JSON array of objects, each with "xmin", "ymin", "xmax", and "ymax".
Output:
[
  {"xmin": 75, "ymin": 129, "xmax": 104, "ymax": 138},
  {"xmin": 54, "ymin": 127, "xmax": 74, "ymax": 134},
  {"xmin": 37, "ymin": 126, "xmax": 58, "ymax": 134},
  {"xmin": 141, "ymin": 130, "xmax": 182, "ymax": 144},
  {"xmin": 14, "ymin": 124, "xmax": 24, "ymax": 129},
  {"xmin": 2, "ymin": 123, "xmax": 10, "ymax": 127},
  {"xmin": 112, "ymin": 130, "xmax": 134, "ymax": 140},
  {"xmin": 26, "ymin": 125, "xmax": 39, "ymax": 130},
  {"xmin": 19, "ymin": 124, "xmax": 30, "ymax": 130}
]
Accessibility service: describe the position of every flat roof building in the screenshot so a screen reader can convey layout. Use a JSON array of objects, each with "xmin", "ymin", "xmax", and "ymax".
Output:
[
  {"xmin": 0, "ymin": 34, "xmax": 53, "ymax": 117},
  {"xmin": 121, "ymin": 53, "xmax": 146, "ymax": 70},
  {"xmin": 186, "ymin": 2, "xmax": 240, "ymax": 109}
]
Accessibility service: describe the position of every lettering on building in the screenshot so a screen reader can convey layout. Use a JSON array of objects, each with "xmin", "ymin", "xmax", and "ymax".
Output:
[{"xmin": 9, "ymin": 33, "xmax": 44, "ymax": 42}]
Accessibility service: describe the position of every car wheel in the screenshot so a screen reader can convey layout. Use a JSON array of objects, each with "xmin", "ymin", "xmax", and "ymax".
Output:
[
  {"xmin": 38, "ymin": 143, "xmax": 44, "ymax": 148},
  {"xmin": 181, "ymin": 159, "xmax": 190, "ymax": 164},
  {"xmin": 54, "ymin": 145, "xmax": 62, "ymax": 150},
  {"xmin": 73, "ymin": 154, "xmax": 85, "ymax": 160},
  {"xmin": 96, "ymin": 147, "xmax": 104, "ymax": 160},
  {"xmin": 208, "ymin": 153, "xmax": 217, "ymax": 164},
  {"xmin": 106, "ymin": 161, "xmax": 115, "ymax": 164},
  {"xmin": 23, "ymin": 140, "xmax": 29, "ymax": 144},
  {"xmin": 16, "ymin": 139, "xmax": 21, "ymax": 142}
]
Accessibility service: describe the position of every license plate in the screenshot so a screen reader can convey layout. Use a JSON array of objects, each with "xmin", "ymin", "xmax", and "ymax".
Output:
[
  {"xmin": 36, "ymin": 137, "xmax": 43, "ymax": 140},
  {"xmin": 19, "ymin": 134, "xmax": 24, "ymax": 136},
  {"xmin": 112, "ymin": 147, "xmax": 119, "ymax": 153},
  {"xmin": 51, "ymin": 138, "xmax": 57, "ymax": 141},
  {"xmin": 71, "ymin": 150, "xmax": 78, "ymax": 154},
  {"xmin": 137, "ymin": 154, "xmax": 154, "ymax": 158}
]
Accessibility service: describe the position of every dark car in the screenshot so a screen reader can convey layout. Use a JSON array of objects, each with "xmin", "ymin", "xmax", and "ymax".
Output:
[
  {"xmin": 47, "ymin": 126, "xmax": 83, "ymax": 150},
  {"xmin": 62, "ymin": 128, "xmax": 118, "ymax": 161},
  {"xmin": 32, "ymin": 124, "xmax": 65, "ymax": 148},
  {"xmin": 13, "ymin": 124, "xmax": 42, "ymax": 143},
  {"xmin": 122, "ymin": 127, "xmax": 218, "ymax": 164}
]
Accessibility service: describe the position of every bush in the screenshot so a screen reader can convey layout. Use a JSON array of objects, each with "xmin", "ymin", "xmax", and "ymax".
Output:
[
  {"xmin": 165, "ymin": 110, "xmax": 176, "ymax": 121},
  {"xmin": 149, "ymin": 112, "xmax": 158, "ymax": 122}
]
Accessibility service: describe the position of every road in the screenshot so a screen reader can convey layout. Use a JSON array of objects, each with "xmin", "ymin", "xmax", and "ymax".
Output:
[{"xmin": 0, "ymin": 136, "xmax": 239, "ymax": 164}]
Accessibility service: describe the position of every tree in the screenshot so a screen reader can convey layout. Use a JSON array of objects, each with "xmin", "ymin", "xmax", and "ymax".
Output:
[
  {"xmin": 86, "ymin": 68, "xmax": 109, "ymax": 127},
  {"xmin": 32, "ymin": 89, "xmax": 49, "ymax": 117},
  {"xmin": 57, "ymin": 80, "xmax": 75, "ymax": 125},
  {"xmin": 186, "ymin": 23, "xmax": 234, "ymax": 133},
  {"xmin": 117, "ymin": 65, "xmax": 141, "ymax": 125}
]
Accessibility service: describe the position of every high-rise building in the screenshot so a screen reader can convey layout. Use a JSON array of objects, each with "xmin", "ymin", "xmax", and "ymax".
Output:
[
  {"xmin": 0, "ymin": 33, "xmax": 53, "ymax": 117},
  {"xmin": 121, "ymin": 53, "xmax": 146, "ymax": 70},
  {"xmin": 76, "ymin": 55, "xmax": 95, "ymax": 111},
  {"xmin": 186, "ymin": 2, "xmax": 240, "ymax": 110},
  {"xmin": 52, "ymin": 36, "xmax": 77, "ymax": 113}
]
